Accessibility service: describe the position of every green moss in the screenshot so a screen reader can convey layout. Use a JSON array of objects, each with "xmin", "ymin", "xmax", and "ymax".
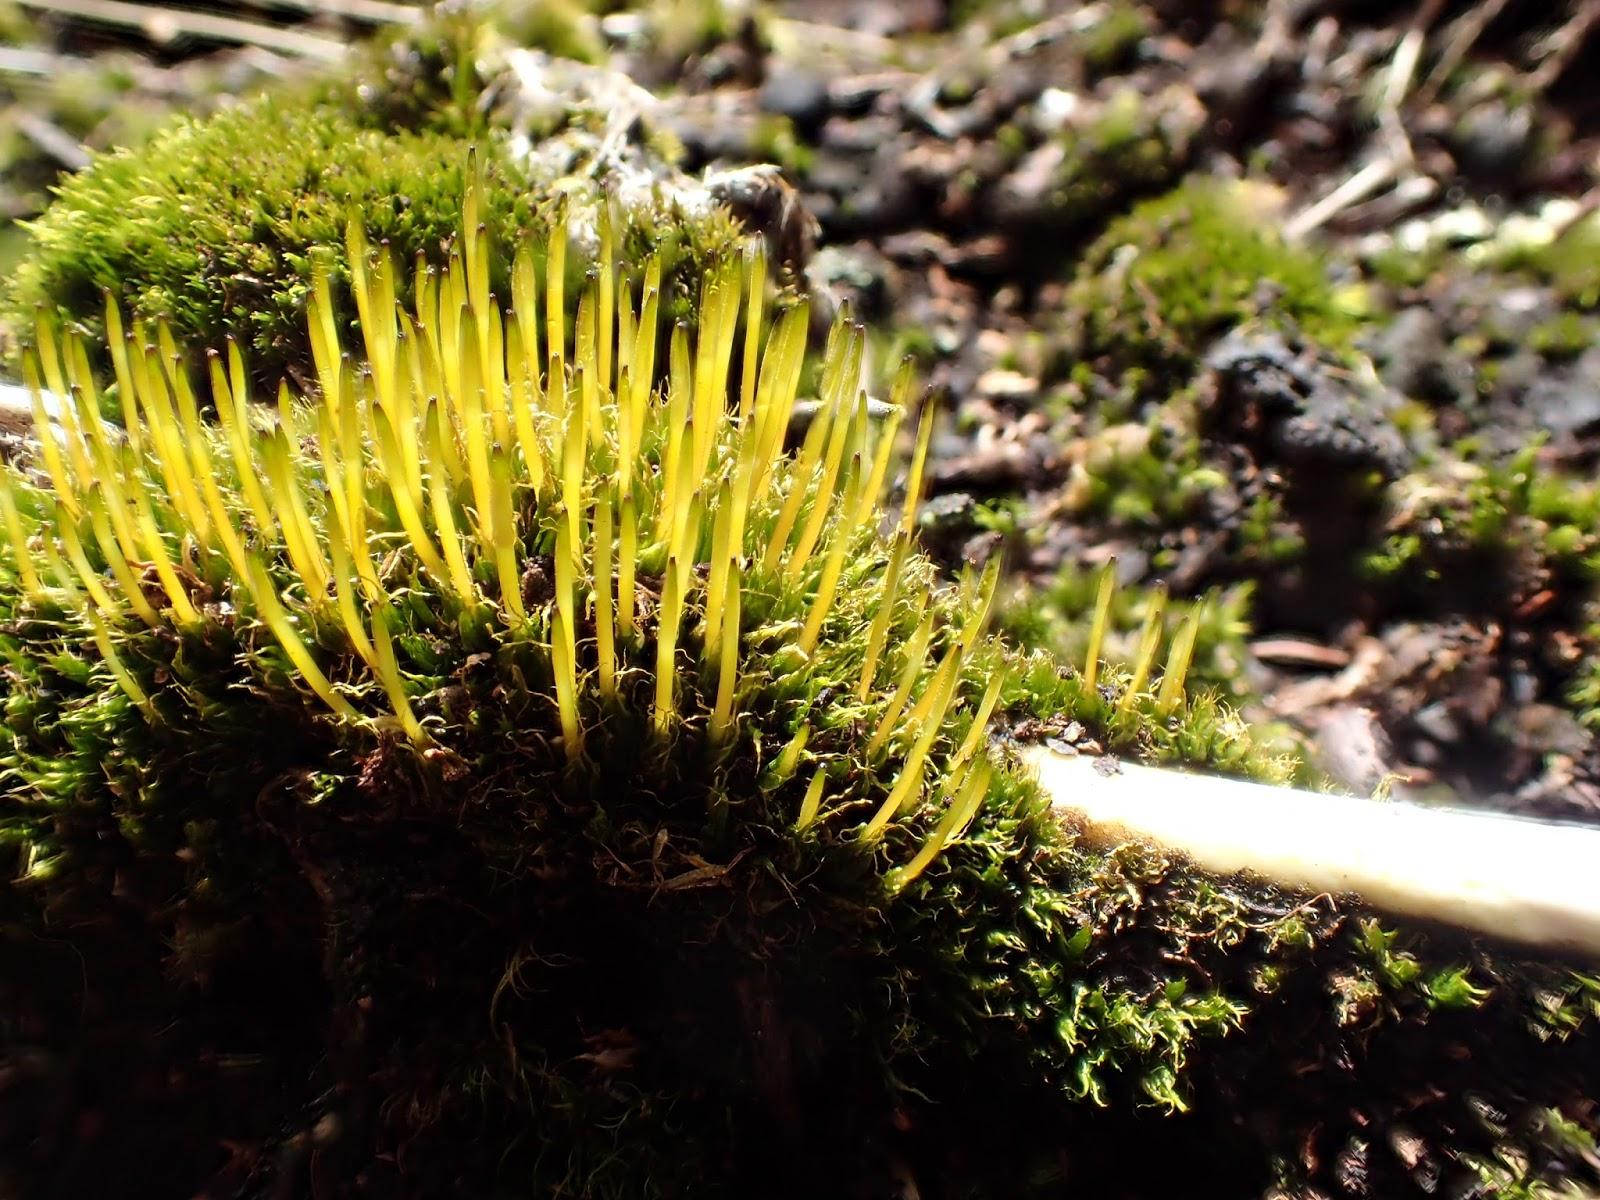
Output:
[
  {"xmin": 1490, "ymin": 213, "xmax": 1600, "ymax": 311},
  {"xmin": 1362, "ymin": 442, "xmax": 1600, "ymax": 602},
  {"xmin": 6, "ymin": 90, "xmax": 745, "ymax": 385},
  {"xmin": 640, "ymin": 0, "xmax": 750, "ymax": 68},
  {"xmin": 749, "ymin": 114, "xmax": 815, "ymax": 178},
  {"xmin": 1057, "ymin": 415, "xmax": 1216, "ymax": 530},
  {"xmin": 1000, "ymin": 563, "xmax": 1257, "ymax": 703},
  {"xmin": 1080, "ymin": 2, "xmax": 1152, "ymax": 78},
  {"xmin": 1526, "ymin": 310, "xmax": 1594, "ymax": 360},
  {"xmin": 320, "ymin": 1, "xmax": 602, "ymax": 138},
  {"xmin": 1013, "ymin": 86, "xmax": 1201, "ymax": 240},
  {"xmin": 1065, "ymin": 180, "xmax": 1369, "ymax": 395},
  {"xmin": 6, "ymin": 98, "xmax": 536, "ymax": 380},
  {"xmin": 0, "ymin": 202, "xmax": 1308, "ymax": 1192}
]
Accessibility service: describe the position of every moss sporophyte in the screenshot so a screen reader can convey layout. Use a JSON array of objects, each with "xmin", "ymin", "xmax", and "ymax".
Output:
[{"xmin": 0, "ymin": 158, "xmax": 1040, "ymax": 895}]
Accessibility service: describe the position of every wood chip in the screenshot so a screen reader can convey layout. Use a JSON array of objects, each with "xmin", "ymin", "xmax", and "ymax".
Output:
[{"xmin": 1249, "ymin": 637, "xmax": 1352, "ymax": 669}]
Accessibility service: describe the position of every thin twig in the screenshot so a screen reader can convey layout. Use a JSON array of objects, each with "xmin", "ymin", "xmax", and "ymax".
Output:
[
  {"xmin": 1288, "ymin": 2, "xmax": 1451, "ymax": 242},
  {"xmin": 10, "ymin": 108, "xmax": 91, "ymax": 170},
  {"xmin": 0, "ymin": 46, "xmax": 77, "ymax": 76},
  {"xmin": 14, "ymin": 0, "xmax": 347, "ymax": 62},
  {"xmin": 1379, "ymin": 0, "xmax": 1446, "ymax": 170},
  {"xmin": 1285, "ymin": 157, "xmax": 1398, "ymax": 241},
  {"xmin": 1552, "ymin": 184, "xmax": 1600, "ymax": 242},
  {"xmin": 766, "ymin": 17, "xmax": 898, "ymax": 58},
  {"xmin": 989, "ymin": 5, "xmax": 1105, "ymax": 61},
  {"xmin": 1528, "ymin": 0, "xmax": 1600, "ymax": 94},
  {"xmin": 1418, "ymin": 0, "xmax": 1514, "ymax": 106},
  {"xmin": 234, "ymin": 0, "xmax": 421, "ymax": 27}
]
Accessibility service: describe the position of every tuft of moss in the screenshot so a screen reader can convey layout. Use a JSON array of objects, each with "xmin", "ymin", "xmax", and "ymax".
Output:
[
  {"xmin": 991, "ymin": 86, "xmax": 1202, "ymax": 249},
  {"xmin": 0, "ymin": 177, "xmax": 1247, "ymax": 1194},
  {"xmin": 5, "ymin": 86, "xmax": 746, "ymax": 387},
  {"xmin": 1050, "ymin": 87, "xmax": 1201, "ymax": 232},
  {"xmin": 6, "ymin": 98, "xmax": 535, "ymax": 381},
  {"xmin": 3, "ymin": 174, "xmax": 1599, "ymax": 1199},
  {"xmin": 1064, "ymin": 179, "xmax": 1369, "ymax": 396},
  {"xmin": 1080, "ymin": 1, "xmax": 1153, "ymax": 78},
  {"xmin": 1001, "ymin": 563, "xmax": 1258, "ymax": 703},
  {"xmin": 1489, "ymin": 211, "xmax": 1600, "ymax": 311},
  {"xmin": 1363, "ymin": 442, "xmax": 1600, "ymax": 615},
  {"xmin": 1054, "ymin": 411, "xmax": 1217, "ymax": 530},
  {"xmin": 320, "ymin": 1, "xmax": 602, "ymax": 138}
]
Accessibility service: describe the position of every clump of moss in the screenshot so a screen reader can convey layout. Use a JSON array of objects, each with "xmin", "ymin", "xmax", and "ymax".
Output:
[
  {"xmin": 1488, "ymin": 210, "xmax": 1600, "ymax": 311},
  {"xmin": 1363, "ymin": 443, "xmax": 1600, "ymax": 614},
  {"xmin": 1064, "ymin": 180, "xmax": 1369, "ymax": 396},
  {"xmin": 1080, "ymin": 1, "xmax": 1153, "ymax": 78},
  {"xmin": 0, "ymin": 179, "xmax": 1259, "ymax": 1194},
  {"xmin": 1052, "ymin": 87, "xmax": 1201, "ymax": 232},
  {"xmin": 1364, "ymin": 444, "xmax": 1600, "ymax": 732},
  {"xmin": 1001, "ymin": 563, "xmax": 1257, "ymax": 702},
  {"xmin": 992, "ymin": 86, "xmax": 1202, "ymax": 247},
  {"xmin": 6, "ymin": 98, "xmax": 537, "ymax": 381},
  {"xmin": 6, "ymin": 81, "xmax": 745, "ymax": 385},
  {"xmin": 1054, "ymin": 412, "xmax": 1219, "ymax": 530},
  {"xmin": 3, "ymin": 178, "xmax": 1599, "ymax": 1199},
  {"xmin": 321, "ymin": 1, "xmax": 601, "ymax": 138},
  {"xmin": 0, "ymin": 41, "xmax": 195, "ymax": 271}
]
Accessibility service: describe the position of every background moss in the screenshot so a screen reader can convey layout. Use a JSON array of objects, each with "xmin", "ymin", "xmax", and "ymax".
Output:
[{"xmin": 1064, "ymin": 179, "xmax": 1369, "ymax": 396}]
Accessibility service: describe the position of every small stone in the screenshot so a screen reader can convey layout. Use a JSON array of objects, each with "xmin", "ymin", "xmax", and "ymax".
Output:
[
  {"xmin": 989, "ymin": 141, "xmax": 1067, "ymax": 226},
  {"xmin": 1451, "ymin": 100, "xmax": 1536, "ymax": 182},
  {"xmin": 759, "ymin": 67, "xmax": 831, "ymax": 133},
  {"xmin": 1035, "ymin": 87, "xmax": 1081, "ymax": 134},
  {"xmin": 1526, "ymin": 371, "xmax": 1600, "ymax": 439},
  {"xmin": 975, "ymin": 368, "xmax": 1039, "ymax": 402},
  {"xmin": 1372, "ymin": 307, "xmax": 1462, "ymax": 405},
  {"xmin": 1412, "ymin": 702, "xmax": 1461, "ymax": 745}
]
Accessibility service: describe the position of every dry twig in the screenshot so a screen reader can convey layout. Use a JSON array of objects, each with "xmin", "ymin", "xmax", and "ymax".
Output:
[
  {"xmin": 1417, "ymin": 0, "xmax": 1514, "ymax": 105},
  {"xmin": 14, "ymin": 0, "xmax": 347, "ymax": 61},
  {"xmin": 1529, "ymin": 0, "xmax": 1600, "ymax": 94}
]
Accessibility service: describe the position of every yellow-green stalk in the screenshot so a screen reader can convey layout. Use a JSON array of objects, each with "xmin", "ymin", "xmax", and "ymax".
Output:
[
  {"xmin": 1156, "ymin": 604, "xmax": 1204, "ymax": 715},
  {"xmin": 793, "ymin": 766, "xmax": 828, "ymax": 832},
  {"xmin": 210, "ymin": 348, "xmax": 278, "ymax": 539},
  {"xmin": 1082, "ymin": 558, "xmax": 1117, "ymax": 695},
  {"xmin": 86, "ymin": 609, "xmax": 155, "ymax": 719},
  {"xmin": 785, "ymin": 378, "xmax": 866, "ymax": 580},
  {"xmin": 422, "ymin": 400, "xmax": 478, "ymax": 606},
  {"xmin": 654, "ymin": 551, "xmax": 685, "ymax": 734},
  {"xmin": 489, "ymin": 445, "xmax": 525, "ymax": 624},
  {"xmin": 886, "ymin": 759, "xmax": 993, "ymax": 893},
  {"xmin": 370, "ymin": 602, "xmax": 426, "ymax": 744},
  {"xmin": 862, "ymin": 650, "xmax": 965, "ymax": 840},
  {"xmin": 617, "ymin": 491, "xmax": 638, "ymax": 640},
  {"xmin": 1121, "ymin": 584, "xmax": 1168, "ymax": 708},
  {"xmin": 242, "ymin": 554, "xmax": 359, "ymax": 721},
  {"xmin": 594, "ymin": 487, "xmax": 617, "ymax": 700},
  {"xmin": 856, "ymin": 534, "xmax": 912, "ymax": 702},
  {"xmin": 866, "ymin": 597, "xmax": 936, "ymax": 758},
  {"xmin": 545, "ymin": 200, "xmax": 567, "ymax": 389},
  {"xmin": 0, "ymin": 165, "xmax": 1065, "ymax": 900},
  {"xmin": 769, "ymin": 724, "xmax": 810, "ymax": 789},
  {"xmin": 84, "ymin": 493, "xmax": 159, "ymax": 626},
  {"xmin": 0, "ymin": 471, "xmax": 41, "ymax": 593}
]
